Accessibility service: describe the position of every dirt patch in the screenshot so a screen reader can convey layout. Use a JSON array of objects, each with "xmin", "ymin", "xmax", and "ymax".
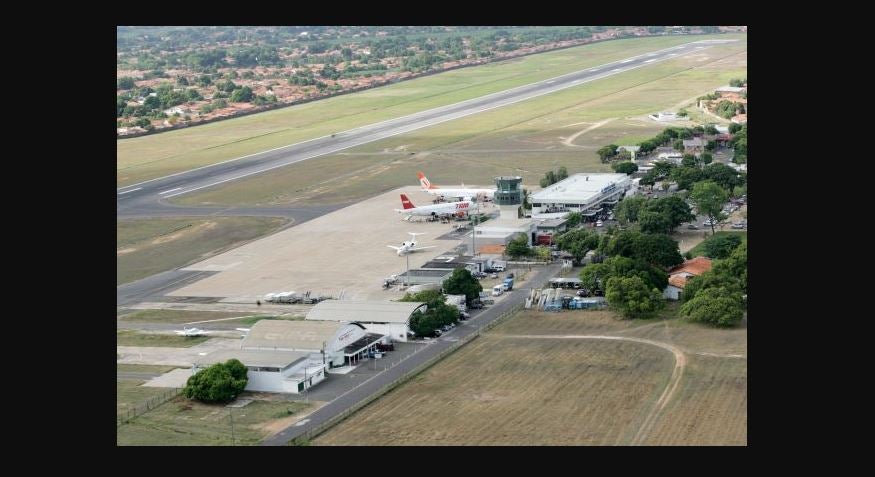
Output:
[
  {"xmin": 562, "ymin": 118, "xmax": 616, "ymax": 147},
  {"xmin": 257, "ymin": 403, "xmax": 322, "ymax": 436},
  {"xmin": 150, "ymin": 221, "xmax": 217, "ymax": 245},
  {"xmin": 117, "ymin": 247, "xmax": 138, "ymax": 256}
]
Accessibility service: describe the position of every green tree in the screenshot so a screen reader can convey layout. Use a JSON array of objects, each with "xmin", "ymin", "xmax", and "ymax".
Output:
[
  {"xmin": 555, "ymin": 228, "xmax": 599, "ymax": 265},
  {"xmin": 682, "ymin": 269, "xmax": 743, "ymax": 303},
  {"xmin": 680, "ymin": 287, "xmax": 744, "ymax": 327},
  {"xmin": 117, "ymin": 76, "xmax": 136, "ymax": 89},
  {"xmin": 557, "ymin": 166, "xmax": 568, "ymax": 181},
  {"xmin": 580, "ymin": 255, "xmax": 667, "ymax": 292},
  {"xmin": 729, "ymin": 78, "xmax": 744, "ymax": 87},
  {"xmin": 701, "ymin": 152, "xmax": 713, "ymax": 165},
  {"xmin": 670, "ymin": 166, "xmax": 704, "ymax": 191},
  {"xmin": 183, "ymin": 359, "xmax": 248, "ymax": 403},
  {"xmin": 728, "ymin": 123, "xmax": 743, "ymax": 134},
  {"xmin": 681, "ymin": 154, "xmax": 698, "ymax": 168},
  {"xmin": 690, "ymin": 181, "xmax": 728, "ymax": 234},
  {"xmin": 673, "ymin": 139, "xmax": 685, "ymax": 151},
  {"xmin": 506, "ymin": 234, "xmax": 531, "ymax": 259},
  {"xmin": 605, "ymin": 275, "xmax": 665, "ymax": 320},
  {"xmin": 612, "ymin": 161, "xmax": 638, "ymax": 174},
  {"xmin": 230, "ymin": 86, "xmax": 254, "ymax": 102},
  {"xmin": 565, "ymin": 212, "xmax": 581, "ymax": 228},
  {"xmin": 704, "ymin": 124, "xmax": 719, "ymax": 135},
  {"xmin": 702, "ymin": 233, "xmax": 742, "ymax": 259},
  {"xmin": 644, "ymin": 196, "xmax": 695, "ymax": 233},
  {"xmin": 143, "ymin": 95, "xmax": 161, "ymax": 110},
  {"xmin": 540, "ymin": 170, "xmax": 556, "ymax": 188},
  {"xmin": 615, "ymin": 196, "xmax": 646, "ymax": 225},
  {"xmin": 442, "ymin": 268, "xmax": 483, "ymax": 306},
  {"xmin": 597, "ymin": 144, "xmax": 618, "ymax": 162},
  {"xmin": 635, "ymin": 233, "xmax": 683, "ymax": 269},
  {"xmin": 704, "ymin": 163, "xmax": 744, "ymax": 195},
  {"xmin": 712, "ymin": 242, "xmax": 747, "ymax": 293}
]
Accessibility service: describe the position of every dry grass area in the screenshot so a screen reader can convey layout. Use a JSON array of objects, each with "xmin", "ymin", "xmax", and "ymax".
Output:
[
  {"xmin": 315, "ymin": 308, "xmax": 746, "ymax": 446},
  {"xmin": 315, "ymin": 335, "xmax": 674, "ymax": 445}
]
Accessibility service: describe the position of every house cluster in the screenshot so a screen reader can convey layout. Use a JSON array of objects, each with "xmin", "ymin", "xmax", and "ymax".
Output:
[
  {"xmin": 699, "ymin": 84, "xmax": 748, "ymax": 124},
  {"xmin": 663, "ymin": 256, "xmax": 712, "ymax": 300}
]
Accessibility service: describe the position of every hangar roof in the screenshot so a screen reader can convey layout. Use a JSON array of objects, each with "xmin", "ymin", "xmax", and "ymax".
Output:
[
  {"xmin": 242, "ymin": 320, "xmax": 360, "ymax": 351},
  {"xmin": 306, "ymin": 300, "xmax": 427, "ymax": 324},
  {"xmin": 194, "ymin": 349, "xmax": 308, "ymax": 368}
]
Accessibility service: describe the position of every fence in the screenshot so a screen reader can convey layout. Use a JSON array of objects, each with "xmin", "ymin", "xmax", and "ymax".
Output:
[
  {"xmin": 290, "ymin": 302, "xmax": 524, "ymax": 445},
  {"xmin": 117, "ymin": 387, "xmax": 183, "ymax": 426}
]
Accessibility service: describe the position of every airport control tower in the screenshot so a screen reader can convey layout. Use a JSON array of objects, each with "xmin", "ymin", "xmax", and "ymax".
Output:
[{"xmin": 494, "ymin": 176, "xmax": 523, "ymax": 220}]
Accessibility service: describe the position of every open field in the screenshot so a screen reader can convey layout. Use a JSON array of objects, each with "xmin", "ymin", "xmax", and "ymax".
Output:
[
  {"xmin": 688, "ymin": 231, "xmax": 748, "ymax": 258},
  {"xmin": 315, "ymin": 308, "xmax": 746, "ymax": 445},
  {"xmin": 117, "ymin": 216, "xmax": 288, "ymax": 285},
  {"xmin": 117, "ymin": 379, "xmax": 176, "ymax": 419},
  {"xmin": 118, "ymin": 34, "xmax": 742, "ymax": 186},
  {"xmin": 117, "ymin": 309, "xmax": 248, "ymax": 324},
  {"xmin": 166, "ymin": 186, "xmax": 482, "ymax": 302},
  {"xmin": 117, "ymin": 396, "xmax": 312, "ymax": 446},
  {"xmin": 118, "ymin": 364, "xmax": 180, "ymax": 374},
  {"xmin": 175, "ymin": 38, "xmax": 746, "ymax": 207},
  {"xmin": 117, "ymin": 330, "xmax": 209, "ymax": 348}
]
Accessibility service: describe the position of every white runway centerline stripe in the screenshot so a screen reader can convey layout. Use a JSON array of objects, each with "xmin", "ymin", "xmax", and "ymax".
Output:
[
  {"xmin": 158, "ymin": 187, "xmax": 182, "ymax": 195},
  {"xmin": 118, "ymin": 187, "xmax": 141, "ymax": 195},
  {"xmin": 644, "ymin": 59, "xmax": 657, "ymax": 63}
]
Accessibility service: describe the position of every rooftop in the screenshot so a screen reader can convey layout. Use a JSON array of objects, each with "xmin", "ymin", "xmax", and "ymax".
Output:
[
  {"xmin": 670, "ymin": 256, "xmax": 713, "ymax": 277},
  {"xmin": 194, "ymin": 349, "xmax": 309, "ymax": 368},
  {"xmin": 306, "ymin": 300, "xmax": 427, "ymax": 324},
  {"xmin": 398, "ymin": 269, "xmax": 454, "ymax": 278},
  {"xmin": 242, "ymin": 320, "xmax": 359, "ymax": 351},
  {"xmin": 530, "ymin": 173, "xmax": 629, "ymax": 203}
]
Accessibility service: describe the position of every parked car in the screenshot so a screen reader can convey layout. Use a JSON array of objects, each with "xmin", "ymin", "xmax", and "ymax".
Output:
[
  {"xmin": 506, "ymin": 273, "xmax": 514, "ymax": 279},
  {"xmin": 687, "ymin": 223, "xmax": 699, "ymax": 229},
  {"xmin": 490, "ymin": 273, "xmax": 498, "ymax": 279},
  {"xmin": 596, "ymin": 220, "xmax": 604, "ymax": 227},
  {"xmin": 731, "ymin": 222, "xmax": 745, "ymax": 229},
  {"xmin": 469, "ymin": 301, "xmax": 483, "ymax": 310},
  {"xmin": 459, "ymin": 311, "xmax": 471, "ymax": 320},
  {"xmin": 576, "ymin": 289, "xmax": 590, "ymax": 297}
]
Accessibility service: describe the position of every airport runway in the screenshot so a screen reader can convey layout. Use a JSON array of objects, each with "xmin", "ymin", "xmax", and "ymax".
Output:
[{"xmin": 117, "ymin": 40, "xmax": 735, "ymax": 216}]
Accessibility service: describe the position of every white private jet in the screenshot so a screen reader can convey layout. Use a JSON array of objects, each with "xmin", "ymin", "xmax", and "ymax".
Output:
[
  {"xmin": 387, "ymin": 232, "xmax": 437, "ymax": 256},
  {"xmin": 174, "ymin": 327, "xmax": 211, "ymax": 337},
  {"xmin": 418, "ymin": 172, "xmax": 495, "ymax": 202},
  {"xmin": 395, "ymin": 193, "xmax": 478, "ymax": 221}
]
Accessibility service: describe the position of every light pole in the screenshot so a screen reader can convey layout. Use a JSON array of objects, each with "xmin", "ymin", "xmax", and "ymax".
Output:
[
  {"xmin": 471, "ymin": 212, "xmax": 477, "ymax": 256},
  {"xmin": 405, "ymin": 252, "xmax": 410, "ymax": 286}
]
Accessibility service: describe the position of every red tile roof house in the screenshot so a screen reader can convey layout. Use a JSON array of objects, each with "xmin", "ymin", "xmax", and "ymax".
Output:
[{"xmin": 663, "ymin": 257, "xmax": 712, "ymax": 300}]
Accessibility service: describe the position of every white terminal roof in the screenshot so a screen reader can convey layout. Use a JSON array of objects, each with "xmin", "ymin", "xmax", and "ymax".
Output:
[
  {"xmin": 306, "ymin": 300, "xmax": 426, "ymax": 324},
  {"xmin": 194, "ymin": 349, "xmax": 309, "ymax": 368},
  {"xmin": 530, "ymin": 173, "xmax": 628, "ymax": 203},
  {"xmin": 242, "ymin": 320, "xmax": 359, "ymax": 351}
]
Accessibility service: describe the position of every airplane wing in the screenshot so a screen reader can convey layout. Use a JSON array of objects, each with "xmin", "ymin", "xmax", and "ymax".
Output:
[
  {"xmin": 235, "ymin": 328, "xmax": 251, "ymax": 333},
  {"xmin": 174, "ymin": 330, "xmax": 186, "ymax": 336},
  {"xmin": 387, "ymin": 245, "xmax": 402, "ymax": 250},
  {"xmin": 410, "ymin": 245, "xmax": 437, "ymax": 251}
]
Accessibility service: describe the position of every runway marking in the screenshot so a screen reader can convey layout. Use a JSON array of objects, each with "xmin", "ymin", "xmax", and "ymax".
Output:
[
  {"xmin": 118, "ymin": 188, "xmax": 141, "ymax": 195},
  {"xmin": 590, "ymin": 68, "xmax": 600, "ymax": 72},
  {"xmin": 611, "ymin": 68, "xmax": 623, "ymax": 72},
  {"xmin": 644, "ymin": 59, "xmax": 657, "ymax": 63},
  {"xmin": 158, "ymin": 187, "xmax": 182, "ymax": 195},
  {"xmin": 621, "ymin": 59, "xmax": 634, "ymax": 63}
]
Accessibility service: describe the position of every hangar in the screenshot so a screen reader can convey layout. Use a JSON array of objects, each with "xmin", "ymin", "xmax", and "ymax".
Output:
[
  {"xmin": 306, "ymin": 300, "xmax": 427, "ymax": 342},
  {"xmin": 193, "ymin": 349, "xmax": 325, "ymax": 394},
  {"xmin": 241, "ymin": 319, "xmax": 384, "ymax": 367}
]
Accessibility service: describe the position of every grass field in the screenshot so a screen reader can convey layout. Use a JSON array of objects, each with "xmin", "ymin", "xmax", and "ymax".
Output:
[
  {"xmin": 117, "ymin": 309, "xmax": 248, "ymax": 324},
  {"xmin": 117, "ymin": 216, "xmax": 288, "ymax": 285},
  {"xmin": 688, "ymin": 231, "xmax": 748, "ymax": 258},
  {"xmin": 118, "ymin": 34, "xmax": 744, "ymax": 186},
  {"xmin": 117, "ymin": 364, "xmax": 180, "ymax": 374},
  {"xmin": 117, "ymin": 330, "xmax": 209, "ymax": 347},
  {"xmin": 117, "ymin": 397, "xmax": 311, "ymax": 446},
  {"xmin": 315, "ymin": 308, "xmax": 746, "ymax": 446},
  {"xmin": 117, "ymin": 380, "xmax": 176, "ymax": 419},
  {"xmin": 175, "ymin": 38, "xmax": 746, "ymax": 207}
]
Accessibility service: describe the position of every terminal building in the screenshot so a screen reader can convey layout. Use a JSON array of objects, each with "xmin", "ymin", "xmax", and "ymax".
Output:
[{"xmin": 529, "ymin": 173, "xmax": 635, "ymax": 221}]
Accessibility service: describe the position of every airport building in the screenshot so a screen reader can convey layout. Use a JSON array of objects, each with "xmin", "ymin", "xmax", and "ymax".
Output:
[
  {"xmin": 306, "ymin": 300, "xmax": 427, "ymax": 343},
  {"xmin": 530, "ymin": 173, "xmax": 635, "ymax": 220},
  {"xmin": 472, "ymin": 176, "xmax": 536, "ymax": 247},
  {"xmin": 193, "ymin": 349, "xmax": 326, "ymax": 394},
  {"xmin": 241, "ymin": 320, "xmax": 383, "ymax": 367}
]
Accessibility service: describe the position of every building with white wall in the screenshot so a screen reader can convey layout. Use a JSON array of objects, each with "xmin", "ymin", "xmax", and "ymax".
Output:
[
  {"xmin": 193, "ymin": 349, "xmax": 325, "ymax": 394},
  {"xmin": 530, "ymin": 173, "xmax": 634, "ymax": 220},
  {"xmin": 241, "ymin": 320, "xmax": 384, "ymax": 367},
  {"xmin": 306, "ymin": 300, "xmax": 427, "ymax": 343}
]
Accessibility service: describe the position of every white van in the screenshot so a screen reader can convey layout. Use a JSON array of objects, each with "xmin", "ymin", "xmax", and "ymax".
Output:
[{"xmin": 492, "ymin": 285, "xmax": 504, "ymax": 297}]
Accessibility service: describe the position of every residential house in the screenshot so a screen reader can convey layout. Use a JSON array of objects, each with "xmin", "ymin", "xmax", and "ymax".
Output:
[
  {"xmin": 663, "ymin": 257, "xmax": 713, "ymax": 300},
  {"xmin": 682, "ymin": 137, "xmax": 706, "ymax": 154}
]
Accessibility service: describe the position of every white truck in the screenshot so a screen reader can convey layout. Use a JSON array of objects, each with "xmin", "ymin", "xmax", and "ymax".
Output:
[{"xmin": 445, "ymin": 294, "xmax": 467, "ymax": 312}]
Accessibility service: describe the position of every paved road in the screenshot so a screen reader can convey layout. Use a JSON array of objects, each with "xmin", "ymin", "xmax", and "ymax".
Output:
[
  {"xmin": 261, "ymin": 262, "xmax": 562, "ymax": 446},
  {"xmin": 117, "ymin": 40, "xmax": 734, "ymax": 216}
]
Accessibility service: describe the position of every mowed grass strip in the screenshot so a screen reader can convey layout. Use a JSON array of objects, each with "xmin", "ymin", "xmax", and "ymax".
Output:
[
  {"xmin": 118, "ymin": 34, "xmax": 744, "ymax": 186},
  {"xmin": 116, "ymin": 329, "xmax": 209, "ymax": 348},
  {"xmin": 117, "ymin": 364, "xmax": 180, "ymax": 374},
  {"xmin": 175, "ymin": 41, "xmax": 746, "ymax": 208},
  {"xmin": 117, "ymin": 398, "xmax": 311, "ymax": 446},
  {"xmin": 117, "ymin": 309, "xmax": 249, "ymax": 324},
  {"xmin": 315, "ymin": 335, "xmax": 674, "ymax": 445},
  {"xmin": 117, "ymin": 216, "xmax": 288, "ymax": 285},
  {"xmin": 117, "ymin": 380, "xmax": 175, "ymax": 419}
]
